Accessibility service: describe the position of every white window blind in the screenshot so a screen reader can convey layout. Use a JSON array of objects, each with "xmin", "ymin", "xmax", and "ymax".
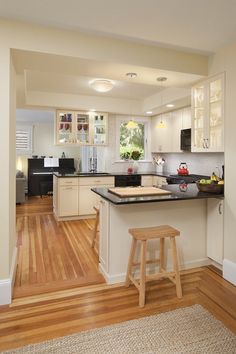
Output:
[{"xmin": 16, "ymin": 126, "xmax": 33, "ymax": 155}]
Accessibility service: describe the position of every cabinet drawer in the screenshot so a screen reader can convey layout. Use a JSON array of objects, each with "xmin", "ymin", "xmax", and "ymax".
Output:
[
  {"xmin": 78, "ymin": 176, "xmax": 114, "ymax": 186},
  {"xmin": 58, "ymin": 178, "xmax": 78, "ymax": 186}
]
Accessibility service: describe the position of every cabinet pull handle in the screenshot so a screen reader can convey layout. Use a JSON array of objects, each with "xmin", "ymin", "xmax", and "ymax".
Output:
[
  {"xmin": 100, "ymin": 200, "xmax": 105, "ymax": 205},
  {"xmin": 206, "ymin": 138, "xmax": 209, "ymax": 149},
  {"xmin": 218, "ymin": 203, "xmax": 222, "ymax": 215},
  {"xmin": 202, "ymin": 139, "xmax": 206, "ymax": 149}
]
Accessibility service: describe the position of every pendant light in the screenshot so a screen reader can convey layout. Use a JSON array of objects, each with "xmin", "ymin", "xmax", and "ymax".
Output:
[
  {"xmin": 156, "ymin": 76, "xmax": 167, "ymax": 129},
  {"xmin": 126, "ymin": 72, "xmax": 138, "ymax": 129}
]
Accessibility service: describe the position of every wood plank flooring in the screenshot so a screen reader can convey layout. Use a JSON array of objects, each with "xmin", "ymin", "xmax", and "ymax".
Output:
[
  {"xmin": 0, "ymin": 267, "xmax": 235, "ymax": 351},
  {"xmin": 15, "ymin": 197, "xmax": 105, "ymax": 298}
]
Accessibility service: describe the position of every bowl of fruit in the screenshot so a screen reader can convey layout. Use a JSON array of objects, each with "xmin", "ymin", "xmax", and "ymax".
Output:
[{"xmin": 196, "ymin": 173, "xmax": 224, "ymax": 194}]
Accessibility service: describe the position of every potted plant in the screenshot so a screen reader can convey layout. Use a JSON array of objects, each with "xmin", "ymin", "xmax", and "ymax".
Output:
[{"xmin": 130, "ymin": 150, "xmax": 142, "ymax": 173}]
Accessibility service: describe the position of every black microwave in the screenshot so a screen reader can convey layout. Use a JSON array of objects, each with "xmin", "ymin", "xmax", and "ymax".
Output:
[{"xmin": 180, "ymin": 128, "xmax": 191, "ymax": 151}]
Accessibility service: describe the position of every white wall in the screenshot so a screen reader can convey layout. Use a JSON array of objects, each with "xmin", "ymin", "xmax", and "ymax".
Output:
[
  {"xmin": 16, "ymin": 121, "xmax": 81, "ymax": 176},
  {"xmin": 162, "ymin": 152, "xmax": 224, "ymax": 176},
  {"xmin": 208, "ymin": 44, "xmax": 236, "ymax": 283}
]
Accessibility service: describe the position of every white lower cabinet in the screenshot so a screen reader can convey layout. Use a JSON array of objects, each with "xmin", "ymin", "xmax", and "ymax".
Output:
[
  {"xmin": 207, "ymin": 199, "xmax": 224, "ymax": 265},
  {"xmin": 78, "ymin": 185, "xmax": 101, "ymax": 215},
  {"xmin": 141, "ymin": 175, "xmax": 154, "ymax": 187},
  {"xmin": 78, "ymin": 176, "xmax": 114, "ymax": 216},
  {"xmin": 58, "ymin": 185, "xmax": 79, "ymax": 216},
  {"xmin": 141, "ymin": 175, "xmax": 167, "ymax": 187}
]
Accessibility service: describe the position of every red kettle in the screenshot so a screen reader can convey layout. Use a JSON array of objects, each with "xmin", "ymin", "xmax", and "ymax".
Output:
[{"xmin": 177, "ymin": 162, "xmax": 189, "ymax": 175}]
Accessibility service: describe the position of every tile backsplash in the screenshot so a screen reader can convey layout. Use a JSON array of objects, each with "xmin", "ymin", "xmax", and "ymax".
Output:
[{"xmin": 161, "ymin": 152, "xmax": 224, "ymax": 177}]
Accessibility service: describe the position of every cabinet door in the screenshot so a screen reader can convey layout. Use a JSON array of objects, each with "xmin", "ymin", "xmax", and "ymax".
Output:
[
  {"xmin": 78, "ymin": 185, "xmax": 100, "ymax": 215},
  {"xmin": 151, "ymin": 113, "xmax": 172, "ymax": 152},
  {"xmin": 207, "ymin": 74, "xmax": 224, "ymax": 152},
  {"xmin": 141, "ymin": 176, "xmax": 153, "ymax": 187},
  {"xmin": 74, "ymin": 111, "xmax": 90, "ymax": 144},
  {"xmin": 207, "ymin": 199, "xmax": 224, "ymax": 265},
  {"xmin": 92, "ymin": 113, "xmax": 108, "ymax": 145},
  {"xmin": 58, "ymin": 186, "xmax": 79, "ymax": 216},
  {"xmin": 191, "ymin": 83, "xmax": 206, "ymax": 152},
  {"xmin": 56, "ymin": 110, "xmax": 75, "ymax": 145},
  {"xmin": 171, "ymin": 110, "xmax": 182, "ymax": 153},
  {"xmin": 53, "ymin": 175, "xmax": 58, "ymax": 214}
]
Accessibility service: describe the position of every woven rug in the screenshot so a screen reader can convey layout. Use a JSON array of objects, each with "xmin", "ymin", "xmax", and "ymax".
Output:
[{"xmin": 3, "ymin": 304, "xmax": 236, "ymax": 354}]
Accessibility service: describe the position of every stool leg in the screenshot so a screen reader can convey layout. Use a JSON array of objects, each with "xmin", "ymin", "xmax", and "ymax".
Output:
[
  {"xmin": 159, "ymin": 238, "xmax": 165, "ymax": 272},
  {"xmin": 125, "ymin": 238, "xmax": 137, "ymax": 287},
  {"xmin": 91, "ymin": 211, "xmax": 99, "ymax": 248},
  {"xmin": 139, "ymin": 240, "xmax": 147, "ymax": 307},
  {"xmin": 170, "ymin": 237, "xmax": 182, "ymax": 298}
]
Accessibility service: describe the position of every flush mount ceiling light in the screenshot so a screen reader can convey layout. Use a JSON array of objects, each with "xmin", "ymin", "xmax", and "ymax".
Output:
[
  {"xmin": 146, "ymin": 111, "xmax": 153, "ymax": 114},
  {"xmin": 126, "ymin": 72, "xmax": 137, "ymax": 78},
  {"xmin": 166, "ymin": 104, "xmax": 175, "ymax": 108},
  {"xmin": 90, "ymin": 79, "xmax": 114, "ymax": 93}
]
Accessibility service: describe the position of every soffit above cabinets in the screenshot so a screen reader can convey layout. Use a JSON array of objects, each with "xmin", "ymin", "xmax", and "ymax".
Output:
[{"xmin": 13, "ymin": 49, "xmax": 203, "ymax": 115}]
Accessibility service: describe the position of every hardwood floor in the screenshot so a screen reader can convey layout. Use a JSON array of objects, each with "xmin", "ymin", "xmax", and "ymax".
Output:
[
  {"xmin": 0, "ymin": 267, "xmax": 235, "ymax": 351},
  {"xmin": 15, "ymin": 197, "xmax": 105, "ymax": 298},
  {"xmin": 6, "ymin": 198, "xmax": 235, "ymax": 352}
]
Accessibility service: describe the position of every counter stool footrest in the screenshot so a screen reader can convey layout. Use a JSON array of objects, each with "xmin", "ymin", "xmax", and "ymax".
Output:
[{"xmin": 132, "ymin": 259, "xmax": 160, "ymax": 267}]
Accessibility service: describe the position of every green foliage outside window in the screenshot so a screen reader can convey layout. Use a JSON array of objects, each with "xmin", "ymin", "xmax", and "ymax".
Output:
[{"xmin": 120, "ymin": 122, "xmax": 145, "ymax": 160}]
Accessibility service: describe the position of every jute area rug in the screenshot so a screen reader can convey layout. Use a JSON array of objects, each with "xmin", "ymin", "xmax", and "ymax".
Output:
[{"xmin": 3, "ymin": 304, "xmax": 236, "ymax": 354}]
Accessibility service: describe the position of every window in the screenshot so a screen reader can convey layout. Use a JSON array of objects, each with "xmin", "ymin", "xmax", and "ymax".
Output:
[
  {"xmin": 118, "ymin": 118, "xmax": 149, "ymax": 161},
  {"xmin": 16, "ymin": 126, "xmax": 33, "ymax": 155}
]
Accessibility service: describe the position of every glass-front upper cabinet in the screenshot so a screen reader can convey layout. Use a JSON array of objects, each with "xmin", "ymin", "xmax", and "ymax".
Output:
[
  {"xmin": 92, "ymin": 113, "xmax": 108, "ymax": 145},
  {"xmin": 56, "ymin": 110, "xmax": 75, "ymax": 144},
  {"xmin": 191, "ymin": 73, "xmax": 224, "ymax": 152},
  {"xmin": 55, "ymin": 110, "xmax": 108, "ymax": 146}
]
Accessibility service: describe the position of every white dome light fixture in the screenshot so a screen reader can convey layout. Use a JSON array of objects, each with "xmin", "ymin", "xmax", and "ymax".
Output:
[{"xmin": 90, "ymin": 79, "xmax": 114, "ymax": 93}]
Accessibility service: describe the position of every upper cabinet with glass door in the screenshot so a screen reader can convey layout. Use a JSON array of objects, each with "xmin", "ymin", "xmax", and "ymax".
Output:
[
  {"xmin": 55, "ymin": 110, "xmax": 108, "ymax": 146},
  {"xmin": 191, "ymin": 73, "xmax": 224, "ymax": 152}
]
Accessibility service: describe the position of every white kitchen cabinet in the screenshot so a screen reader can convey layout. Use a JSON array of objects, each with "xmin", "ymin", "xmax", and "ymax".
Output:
[
  {"xmin": 151, "ymin": 107, "xmax": 191, "ymax": 153},
  {"xmin": 141, "ymin": 175, "xmax": 154, "ymax": 187},
  {"xmin": 151, "ymin": 112, "xmax": 172, "ymax": 152},
  {"xmin": 58, "ymin": 185, "xmax": 79, "ymax": 216},
  {"xmin": 55, "ymin": 110, "xmax": 108, "ymax": 146},
  {"xmin": 191, "ymin": 73, "xmax": 224, "ymax": 152},
  {"xmin": 207, "ymin": 199, "xmax": 224, "ymax": 265},
  {"xmin": 152, "ymin": 176, "xmax": 168, "ymax": 187},
  {"xmin": 78, "ymin": 176, "xmax": 114, "ymax": 216}
]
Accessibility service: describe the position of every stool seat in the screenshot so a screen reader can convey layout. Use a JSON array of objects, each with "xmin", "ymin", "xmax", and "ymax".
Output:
[
  {"xmin": 129, "ymin": 225, "xmax": 180, "ymax": 240},
  {"xmin": 125, "ymin": 224, "xmax": 182, "ymax": 307}
]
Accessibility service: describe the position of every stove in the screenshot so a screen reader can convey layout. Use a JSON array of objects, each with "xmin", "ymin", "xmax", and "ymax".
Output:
[{"xmin": 167, "ymin": 174, "xmax": 210, "ymax": 184}]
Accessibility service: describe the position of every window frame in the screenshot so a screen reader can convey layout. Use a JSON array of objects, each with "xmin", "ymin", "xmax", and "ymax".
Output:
[
  {"xmin": 16, "ymin": 125, "xmax": 33, "ymax": 156},
  {"xmin": 116, "ymin": 116, "xmax": 151, "ymax": 162}
]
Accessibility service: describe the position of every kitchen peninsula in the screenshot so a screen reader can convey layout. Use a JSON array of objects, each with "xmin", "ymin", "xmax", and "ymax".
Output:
[{"xmin": 92, "ymin": 184, "xmax": 224, "ymax": 284}]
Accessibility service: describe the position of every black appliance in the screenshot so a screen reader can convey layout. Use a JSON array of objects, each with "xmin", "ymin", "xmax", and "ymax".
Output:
[
  {"xmin": 28, "ymin": 158, "xmax": 75, "ymax": 196},
  {"xmin": 180, "ymin": 128, "xmax": 191, "ymax": 151},
  {"xmin": 167, "ymin": 174, "xmax": 210, "ymax": 185},
  {"xmin": 115, "ymin": 174, "xmax": 141, "ymax": 187}
]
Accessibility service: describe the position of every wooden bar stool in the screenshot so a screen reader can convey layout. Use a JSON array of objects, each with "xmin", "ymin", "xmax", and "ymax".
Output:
[
  {"xmin": 91, "ymin": 206, "xmax": 99, "ymax": 254},
  {"xmin": 125, "ymin": 225, "xmax": 182, "ymax": 307}
]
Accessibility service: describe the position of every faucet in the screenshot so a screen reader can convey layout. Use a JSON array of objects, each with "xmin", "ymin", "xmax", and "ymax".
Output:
[{"xmin": 89, "ymin": 157, "xmax": 97, "ymax": 172}]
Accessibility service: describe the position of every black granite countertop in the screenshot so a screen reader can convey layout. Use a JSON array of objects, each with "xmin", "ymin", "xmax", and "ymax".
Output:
[
  {"xmin": 53, "ymin": 171, "xmax": 173, "ymax": 178},
  {"xmin": 91, "ymin": 184, "xmax": 224, "ymax": 205}
]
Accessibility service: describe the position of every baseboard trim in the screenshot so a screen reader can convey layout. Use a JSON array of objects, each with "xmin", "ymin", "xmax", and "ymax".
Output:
[
  {"xmin": 0, "ymin": 246, "xmax": 18, "ymax": 306},
  {"xmin": 99, "ymin": 258, "xmax": 210, "ymax": 284},
  {"xmin": 223, "ymin": 259, "xmax": 236, "ymax": 286}
]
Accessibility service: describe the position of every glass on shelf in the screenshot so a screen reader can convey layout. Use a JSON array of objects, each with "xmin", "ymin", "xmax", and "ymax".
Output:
[{"xmin": 210, "ymin": 79, "xmax": 222, "ymax": 103}]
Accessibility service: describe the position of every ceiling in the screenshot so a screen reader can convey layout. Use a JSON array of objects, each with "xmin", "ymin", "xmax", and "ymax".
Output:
[
  {"xmin": 8, "ymin": 1, "xmax": 234, "ymax": 116},
  {"xmin": 2, "ymin": 0, "xmax": 236, "ymax": 53}
]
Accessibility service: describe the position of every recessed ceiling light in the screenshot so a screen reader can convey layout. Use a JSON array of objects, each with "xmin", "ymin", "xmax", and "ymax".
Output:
[
  {"xmin": 146, "ymin": 111, "xmax": 153, "ymax": 114},
  {"xmin": 126, "ymin": 72, "xmax": 137, "ymax": 78},
  {"xmin": 166, "ymin": 104, "xmax": 175, "ymax": 108},
  {"xmin": 90, "ymin": 109, "xmax": 96, "ymax": 112},
  {"xmin": 90, "ymin": 79, "xmax": 114, "ymax": 92}
]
